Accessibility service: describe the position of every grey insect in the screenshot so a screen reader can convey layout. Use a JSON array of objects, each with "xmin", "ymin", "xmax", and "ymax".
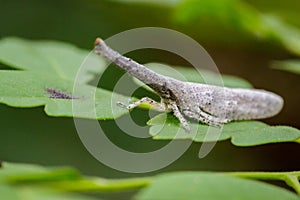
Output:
[{"xmin": 94, "ymin": 38, "xmax": 284, "ymax": 132}]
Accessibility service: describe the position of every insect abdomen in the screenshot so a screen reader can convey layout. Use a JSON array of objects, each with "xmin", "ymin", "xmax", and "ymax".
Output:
[{"xmin": 220, "ymin": 88, "xmax": 284, "ymax": 120}]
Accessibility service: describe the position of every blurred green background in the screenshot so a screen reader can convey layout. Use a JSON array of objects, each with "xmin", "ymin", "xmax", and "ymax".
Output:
[{"xmin": 1, "ymin": 0, "xmax": 300, "ymax": 198}]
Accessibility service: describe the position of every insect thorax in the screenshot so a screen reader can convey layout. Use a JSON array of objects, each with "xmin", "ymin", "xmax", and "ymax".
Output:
[{"xmin": 146, "ymin": 83, "xmax": 178, "ymax": 102}]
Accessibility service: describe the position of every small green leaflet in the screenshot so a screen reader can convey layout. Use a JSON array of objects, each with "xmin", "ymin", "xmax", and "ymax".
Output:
[
  {"xmin": 148, "ymin": 113, "xmax": 300, "ymax": 146},
  {"xmin": 0, "ymin": 37, "xmax": 131, "ymax": 119}
]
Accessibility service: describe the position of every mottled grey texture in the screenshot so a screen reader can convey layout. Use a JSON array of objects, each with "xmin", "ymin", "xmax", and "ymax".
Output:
[
  {"xmin": 46, "ymin": 88, "xmax": 76, "ymax": 99},
  {"xmin": 94, "ymin": 38, "xmax": 284, "ymax": 132}
]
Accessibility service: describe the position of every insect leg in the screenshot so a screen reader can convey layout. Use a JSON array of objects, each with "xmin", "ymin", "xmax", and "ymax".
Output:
[
  {"xmin": 169, "ymin": 101, "xmax": 190, "ymax": 132},
  {"xmin": 198, "ymin": 110, "xmax": 229, "ymax": 124},
  {"xmin": 117, "ymin": 97, "xmax": 166, "ymax": 111},
  {"xmin": 183, "ymin": 110, "xmax": 228, "ymax": 128}
]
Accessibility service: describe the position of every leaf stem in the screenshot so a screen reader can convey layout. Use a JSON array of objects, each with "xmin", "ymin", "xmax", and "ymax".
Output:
[
  {"xmin": 49, "ymin": 171, "xmax": 300, "ymax": 194},
  {"xmin": 49, "ymin": 177, "xmax": 152, "ymax": 192},
  {"xmin": 294, "ymin": 137, "xmax": 300, "ymax": 144},
  {"xmin": 285, "ymin": 175, "xmax": 300, "ymax": 195},
  {"xmin": 8, "ymin": 167, "xmax": 300, "ymax": 195}
]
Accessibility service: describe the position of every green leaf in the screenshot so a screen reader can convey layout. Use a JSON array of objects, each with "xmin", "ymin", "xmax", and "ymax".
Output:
[
  {"xmin": 148, "ymin": 113, "xmax": 300, "ymax": 146},
  {"xmin": 272, "ymin": 60, "xmax": 300, "ymax": 75},
  {"xmin": 0, "ymin": 37, "xmax": 104, "ymax": 84},
  {"xmin": 0, "ymin": 162, "xmax": 150, "ymax": 193},
  {"xmin": 0, "ymin": 37, "xmax": 131, "ymax": 119},
  {"xmin": 2, "ymin": 162, "xmax": 300, "ymax": 198},
  {"xmin": 135, "ymin": 172, "xmax": 300, "ymax": 200},
  {"xmin": 0, "ymin": 162, "xmax": 101, "ymax": 200},
  {"xmin": 0, "ymin": 162, "xmax": 81, "ymax": 184},
  {"xmin": 0, "ymin": 186, "xmax": 100, "ymax": 200}
]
